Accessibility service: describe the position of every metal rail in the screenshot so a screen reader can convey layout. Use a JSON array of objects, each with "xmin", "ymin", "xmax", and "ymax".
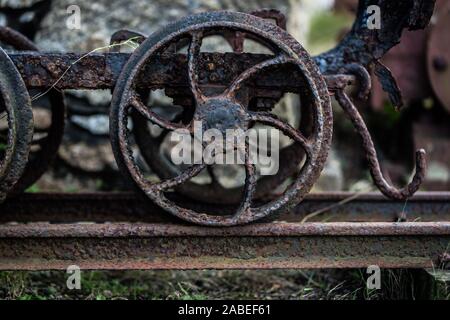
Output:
[{"xmin": 0, "ymin": 192, "xmax": 448, "ymax": 270}]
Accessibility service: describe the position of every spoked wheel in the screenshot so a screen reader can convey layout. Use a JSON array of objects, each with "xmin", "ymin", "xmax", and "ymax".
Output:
[
  {"xmin": 0, "ymin": 27, "xmax": 65, "ymax": 194},
  {"xmin": 110, "ymin": 12, "xmax": 332, "ymax": 226},
  {"xmin": 129, "ymin": 13, "xmax": 311, "ymax": 205},
  {"xmin": 131, "ymin": 90, "xmax": 312, "ymax": 205},
  {"xmin": 0, "ymin": 46, "xmax": 33, "ymax": 201}
]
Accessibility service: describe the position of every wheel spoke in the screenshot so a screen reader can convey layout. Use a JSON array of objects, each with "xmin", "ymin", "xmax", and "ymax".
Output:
[
  {"xmin": 234, "ymin": 141, "xmax": 257, "ymax": 218},
  {"xmin": 206, "ymin": 165, "xmax": 224, "ymax": 190},
  {"xmin": 188, "ymin": 31, "xmax": 205, "ymax": 103},
  {"xmin": 248, "ymin": 111, "xmax": 311, "ymax": 156},
  {"xmin": 223, "ymin": 54, "xmax": 294, "ymax": 98},
  {"xmin": 129, "ymin": 94, "xmax": 185, "ymax": 131},
  {"xmin": 147, "ymin": 163, "xmax": 207, "ymax": 193}
]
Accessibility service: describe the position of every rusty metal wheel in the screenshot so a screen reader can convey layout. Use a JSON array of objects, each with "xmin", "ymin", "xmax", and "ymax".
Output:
[
  {"xmin": 131, "ymin": 96, "xmax": 311, "ymax": 205},
  {"xmin": 123, "ymin": 9, "xmax": 312, "ymax": 204},
  {"xmin": 109, "ymin": 15, "xmax": 308, "ymax": 205},
  {"xmin": 0, "ymin": 27, "xmax": 65, "ymax": 194},
  {"xmin": 110, "ymin": 12, "xmax": 332, "ymax": 226},
  {"xmin": 127, "ymin": 13, "xmax": 311, "ymax": 205},
  {"xmin": 0, "ymin": 46, "xmax": 33, "ymax": 202}
]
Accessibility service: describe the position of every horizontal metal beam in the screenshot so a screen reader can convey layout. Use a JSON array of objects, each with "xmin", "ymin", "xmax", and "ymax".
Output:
[
  {"xmin": 1, "ymin": 192, "xmax": 449, "ymax": 223},
  {"xmin": 7, "ymin": 51, "xmax": 353, "ymax": 91},
  {"xmin": 0, "ymin": 192, "xmax": 449, "ymax": 270},
  {"xmin": 0, "ymin": 222, "xmax": 448, "ymax": 270}
]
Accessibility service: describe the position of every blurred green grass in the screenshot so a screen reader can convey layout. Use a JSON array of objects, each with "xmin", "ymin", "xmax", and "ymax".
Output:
[{"xmin": 2, "ymin": 269, "xmax": 447, "ymax": 300}]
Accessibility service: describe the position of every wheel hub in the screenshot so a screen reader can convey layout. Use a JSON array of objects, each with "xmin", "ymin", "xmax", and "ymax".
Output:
[{"xmin": 197, "ymin": 98, "xmax": 248, "ymax": 134}]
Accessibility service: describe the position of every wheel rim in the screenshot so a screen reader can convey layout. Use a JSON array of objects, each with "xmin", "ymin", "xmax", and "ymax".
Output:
[
  {"xmin": 110, "ymin": 12, "xmax": 332, "ymax": 226},
  {"xmin": 0, "ymin": 46, "xmax": 33, "ymax": 201}
]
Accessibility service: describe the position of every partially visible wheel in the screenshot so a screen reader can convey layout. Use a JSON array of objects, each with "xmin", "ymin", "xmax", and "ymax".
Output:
[
  {"xmin": 0, "ymin": 46, "xmax": 33, "ymax": 202},
  {"xmin": 110, "ymin": 12, "xmax": 332, "ymax": 226},
  {"xmin": 0, "ymin": 27, "xmax": 65, "ymax": 194}
]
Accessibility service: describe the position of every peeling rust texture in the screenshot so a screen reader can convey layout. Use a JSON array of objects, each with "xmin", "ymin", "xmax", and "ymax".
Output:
[
  {"xmin": 0, "ymin": 192, "xmax": 448, "ymax": 270},
  {"xmin": 7, "ymin": 51, "xmax": 354, "ymax": 92},
  {"xmin": 0, "ymin": 222, "xmax": 448, "ymax": 270},
  {"xmin": 109, "ymin": 11, "xmax": 334, "ymax": 226},
  {"xmin": 315, "ymin": 0, "xmax": 436, "ymax": 74}
]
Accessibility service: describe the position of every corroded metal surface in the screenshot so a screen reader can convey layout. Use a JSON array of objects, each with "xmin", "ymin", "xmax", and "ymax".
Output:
[
  {"xmin": 0, "ymin": 26, "xmax": 66, "ymax": 195},
  {"xmin": 0, "ymin": 221, "xmax": 448, "ymax": 270},
  {"xmin": 335, "ymin": 89, "xmax": 426, "ymax": 201},
  {"xmin": 1, "ymin": 191, "xmax": 448, "ymax": 270},
  {"xmin": 110, "ymin": 11, "xmax": 333, "ymax": 226},
  {"xmin": 0, "ymin": 2, "xmax": 438, "ymax": 226},
  {"xmin": 7, "ymin": 51, "xmax": 353, "ymax": 91},
  {"xmin": 317, "ymin": 0, "xmax": 436, "ymax": 109},
  {"xmin": 0, "ymin": 46, "xmax": 33, "ymax": 203},
  {"xmin": 127, "ymin": 11, "xmax": 310, "ymax": 206},
  {"xmin": 316, "ymin": 0, "xmax": 436, "ymax": 74}
]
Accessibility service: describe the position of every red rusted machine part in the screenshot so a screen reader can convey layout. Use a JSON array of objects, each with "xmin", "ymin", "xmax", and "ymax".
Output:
[
  {"xmin": 6, "ymin": 51, "xmax": 353, "ymax": 90},
  {"xmin": 427, "ymin": 0, "xmax": 450, "ymax": 113},
  {"xmin": 0, "ymin": 46, "xmax": 33, "ymax": 203},
  {"xmin": 110, "ymin": 11, "xmax": 333, "ymax": 226},
  {"xmin": 0, "ymin": 26, "xmax": 66, "ymax": 195},
  {"xmin": 0, "ymin": 192, "xmax": 449, "ymax": 270}
]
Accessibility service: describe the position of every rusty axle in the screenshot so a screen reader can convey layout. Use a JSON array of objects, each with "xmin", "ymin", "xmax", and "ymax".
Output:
[{"xmin": 7, "ymin": 51, "xmax": 354, "ymax": 91}]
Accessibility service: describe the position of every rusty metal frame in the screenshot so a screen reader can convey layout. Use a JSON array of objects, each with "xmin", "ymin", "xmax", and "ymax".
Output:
[
  {"xmin": 0, "ymin": 0, "xmax": 445, "ymax": 269},
  {"xmin": 1, "ymin": 1, "xmax": 434, "ymax": 221},
  {"xmin": 6, "ymin": 51, "xmax": 353, "ymax": 91}
]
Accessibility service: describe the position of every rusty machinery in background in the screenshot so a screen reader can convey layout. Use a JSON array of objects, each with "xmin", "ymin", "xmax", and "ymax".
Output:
[
  {"xmin": 0, "ymin": 1, "xmax": 437, "ymax": 226},
  {"xmin": 335, "ymin": 0, "xmax": 450, "ymax": 191}
]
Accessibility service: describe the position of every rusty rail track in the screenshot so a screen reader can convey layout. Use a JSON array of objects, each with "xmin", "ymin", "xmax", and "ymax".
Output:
[{"xmin": 0, "ymin": 192, "xmax": 448, "ymax": 270}]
